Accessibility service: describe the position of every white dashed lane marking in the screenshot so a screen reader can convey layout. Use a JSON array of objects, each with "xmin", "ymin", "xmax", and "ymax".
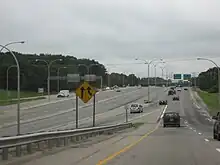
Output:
[
  {"xmin": 198, "ymin": 132, "xmax": 202, "ymax": 135},
  {"xmin": 204, "ymin": 139, "xmax": 209, "ymax": 142}
]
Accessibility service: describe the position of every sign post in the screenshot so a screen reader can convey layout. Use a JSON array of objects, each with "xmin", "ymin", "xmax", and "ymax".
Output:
[
  {"xmin": 93, "ymin": 94, "xmax": 96, "ymax": 127},
  {"xmin": 75, "ymin": 95, "xmax": 79, "ymax": 129},
  {"xmin": 124, "ymin": 105, "xmax": 128, "ymax": 123},
  {"xmin": 75, "ymin": 81, "xmax": 97, "ymax": 127},
  {"xmin": 38, "ymin": 88, "xmax": 44, "ymax": 96}
]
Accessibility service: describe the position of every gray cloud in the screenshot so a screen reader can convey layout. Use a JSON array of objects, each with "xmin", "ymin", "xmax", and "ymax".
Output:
[{"xmin": 1, "ymin": 0, "xmax": 220, "ymax": 77}]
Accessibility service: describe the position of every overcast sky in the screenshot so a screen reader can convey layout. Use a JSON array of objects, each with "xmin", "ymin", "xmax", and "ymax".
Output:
[{"xmin": 1, "ymin": 0, "xmax": 220, "ymax": 78}]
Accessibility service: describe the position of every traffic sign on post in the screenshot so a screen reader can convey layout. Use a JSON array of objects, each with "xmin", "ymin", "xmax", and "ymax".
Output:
[
  {"xmin": 173, "ymin": 74, "xmax": 182, "ymax": 79},
  {"xmin": 183, "ymin": 74, "xmax": 191, "ymax": 80},
  {"xmin": 75, "ymin": 81, "xmax": 96, "ymax": 103}
]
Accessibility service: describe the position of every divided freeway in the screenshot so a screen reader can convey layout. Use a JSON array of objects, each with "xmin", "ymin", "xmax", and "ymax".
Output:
[
  {"xmin": 0, "ymin": 87, "xmax": 166, "ymax": 136},
  {"xmin": 17, "ymin": 87, "xmax": 220, "ymax": 165}
]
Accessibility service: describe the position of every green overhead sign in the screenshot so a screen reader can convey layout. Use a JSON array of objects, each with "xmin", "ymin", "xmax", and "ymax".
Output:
[
  {"xmin": 173, "ymin": 74, "xmax": 182, "ymax": 79},
  {"xmin": 183, "ymin": 74, "xmax": 191, "ymax": 80}
]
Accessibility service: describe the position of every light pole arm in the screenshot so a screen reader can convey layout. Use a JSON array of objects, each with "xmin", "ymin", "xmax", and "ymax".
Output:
[{"xmin": 0, "ymin": 41, "xmax": 25, "ymax": 52}]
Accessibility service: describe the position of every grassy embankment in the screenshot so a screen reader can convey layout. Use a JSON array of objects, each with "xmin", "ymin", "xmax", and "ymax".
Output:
[
  {"xmin": 0, "ymin": 90, "xmax": 46, "ymax": 106},
  {"xmin": 197, "ymin": 90, "xmax": 219, "ymax": 115}
]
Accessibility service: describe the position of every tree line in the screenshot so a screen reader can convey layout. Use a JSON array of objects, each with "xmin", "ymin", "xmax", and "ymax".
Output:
[
  {"xmin": 0, "ymin": 52, "xmax": 168, "ymax": 93},
  {"xmin": 196, "ymin": 67, "xmax": 218, "ymax": 93}
]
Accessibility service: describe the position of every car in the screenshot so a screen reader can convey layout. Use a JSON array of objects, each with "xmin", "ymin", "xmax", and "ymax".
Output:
[
  {"xmin": 168, "ymin": 90, "xmax": 174, "ymax": 95},
  {"xmin": 173, "ymin": 96, "xmax": 179, "ymax": 101},
  {"xmin": 115, "ymin": 89, "xmax": 121, "ymax": 92},
  {"xmin": 129, "ymin": 103, "xmax": 143, "ymax": 113},
  {"xmin": 144, "ymin": 100, "xmax": 151, "ymax": 104},
  {"xmin": 177, "ymin": 88, "xmax": 182, "ymax": 91},
  {"xmin": 159, "ymin": 100, "xmax": 167, "ymax": 105},
  {"xmin": 57, "ymin": 90, "xmax": 70, "ymax": 98},
  {"xmin": 163, "ymin": 112, "xmax": 180, "ymax": 127},
  {"xmin": 212, "ymin": 112, "xmax": 220, "ymax": 140}
]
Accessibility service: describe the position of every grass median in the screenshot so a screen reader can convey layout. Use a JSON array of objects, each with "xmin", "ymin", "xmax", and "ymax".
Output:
[
  {"xmin": 0, "ymin": 90, "xmax": 45, "ymax": 106},
  {"xmin": 197, "ymin": 90, "xmax": 219, "ymax": 115},
  {"xmin": 0, "ymin": 97, "xmax": 46, "ymax": 106}
]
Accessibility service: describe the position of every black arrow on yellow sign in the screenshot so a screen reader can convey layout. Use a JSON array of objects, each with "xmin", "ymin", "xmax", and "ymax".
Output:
[{"xmin": 80, "ymin": 86, "xmax": 93, "ymax": 99}]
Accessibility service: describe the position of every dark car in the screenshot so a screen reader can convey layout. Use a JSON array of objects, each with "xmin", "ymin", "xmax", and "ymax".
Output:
[
  {"xmin": 168, "ymin": 90, "xmax": 174, "ymax": 95},
  {"xmin": 173, "ymin": 96, "xmax": 179, "ymax": 101},
  {"xmin": 159, "ymin": 100, "xmax": 167, "ymax": 105},
  {"xmin": 212, "ymin": 112, "xmax": 220, "ymax": 140},
  {"xmin": 163, "ymin": 112, "xmax": 180, "ymax": 127}
]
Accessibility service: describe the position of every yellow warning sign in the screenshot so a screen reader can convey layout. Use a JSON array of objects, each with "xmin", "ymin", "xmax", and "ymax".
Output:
[{"xmin": 75, "ymin": 81, "xmax": 96, "ymax": 103}]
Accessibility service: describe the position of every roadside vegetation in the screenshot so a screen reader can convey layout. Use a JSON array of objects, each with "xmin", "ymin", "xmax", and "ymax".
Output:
[
  {"xmin": 0, "ymin": 90, "xmax": 43, "ymax": 100},
  {"xmin": 0, "ymin": 97, "xmax": 46, "ymax": 106},
  {"xmin": 197, "ymin": 90, "xmax": 219, "ymax": 115},
  {"xmin": 0, "ymin": 90, "xmax": 45, "ymax": 106}
]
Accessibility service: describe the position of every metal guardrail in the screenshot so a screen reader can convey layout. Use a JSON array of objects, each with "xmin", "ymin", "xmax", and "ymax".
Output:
[{"xmin": 0, "ymin": 123, "xmax": 132, "ymax": 161}]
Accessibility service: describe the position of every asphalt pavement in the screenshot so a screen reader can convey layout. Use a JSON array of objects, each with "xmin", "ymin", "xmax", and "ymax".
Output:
[
  {"xmin": 0, "ymin": 86, "xmax": 165, "ymax": 136},
  {"xmin": 98, "ymin": 88, "xmax": 220, "ymax": 165},
  {"xmin": 19, "ymin": 87, "xmax": 220, "ymax": 165}
]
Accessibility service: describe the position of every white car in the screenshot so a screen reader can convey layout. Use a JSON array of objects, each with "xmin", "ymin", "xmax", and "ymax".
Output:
[
  {"xmin": 57, "ymin": 90, "xmax": 70, "ymax": 98},
  {"xmin": 130, "ymin": 103, "xmax": 143, "ymax": 113},
  {"xmin": 177, "ymin": 88, "xmax": 182, "ymax": 91}
]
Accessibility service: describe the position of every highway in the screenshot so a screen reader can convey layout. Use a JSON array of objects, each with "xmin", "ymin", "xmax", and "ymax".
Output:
[
  {"xmin": 0, "ymin": 86, "xmax": 165, "ymax": 136},
  {"xmin": 20, "ymin": 88, "xmax": 220, "ymax": 165}
]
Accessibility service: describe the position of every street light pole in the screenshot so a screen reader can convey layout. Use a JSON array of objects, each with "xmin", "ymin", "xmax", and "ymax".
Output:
[
  {"xmin": 136, "ymin": 58, "xmax": 163, "ymax": 101},
  {"xmin": 6, "ymin": 65, "xmax": 17, "ymax": 99},
  {"xmin": 36, "ymin": 59, "xmax": 62, "ymax": 102},
  {"xmin": 0, "ymin": 45, "xmax": 21, "ymax": 135},
  {"xmin": 154, "ymin": 64, "xmax": 157, "ymax": 86},
  {"xmin": 153, "ymin": 62, "xmax": 165, "ymax": 87},
  {"xmin": 197, "ymin": 57, "xmax": 220, "ymax": 106},
  {"xmin": 57, "ymin": 66, "xmax": 67, "ymax": 92}
]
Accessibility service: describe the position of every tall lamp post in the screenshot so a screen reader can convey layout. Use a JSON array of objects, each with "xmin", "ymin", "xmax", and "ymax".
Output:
[
  {"xmin": 6, "ymin": 65, "xmax": 17, "ymax": 99},
  {"xmin": 153, "ymin": 61, "xmax": 165, "ymax": 86},
  {"xmin": 57, "ymin": 66, "xmax": 67, "ymax": 92},
  {"xmin": 135, "ymin": 58, "xmax": 163, "ymax": 101},
  {"xmin": 197, "ymin": 57, "xmax": 220, "ymax": 106},
  {"xmin": 0, "ymin": 45, "xmax": 21, "ymax": 135},
  {"xmin": 35, "ymin": 59, "xmax": 63, "ymax": 101}
]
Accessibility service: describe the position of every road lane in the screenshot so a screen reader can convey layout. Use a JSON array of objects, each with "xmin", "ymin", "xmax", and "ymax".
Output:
[
  {"xmin": 94, "ymin": 89, "xmax": 220, "ymax": 165},
  {"xmin": 104, "ymin": 123, "xmax": 220, "ymax": 165},
  {"xmin": 0, "ymin": 87, "xmax": 141, "ymax": 126},
  {"xmin": 0, "ymin": 87, "xmax": 165, "ymax": 136}
]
